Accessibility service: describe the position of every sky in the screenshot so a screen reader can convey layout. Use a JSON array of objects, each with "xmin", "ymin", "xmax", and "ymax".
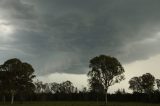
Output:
[{"xmin": 0, "ymin": 0, "xmax": 160, "ymax": 93}]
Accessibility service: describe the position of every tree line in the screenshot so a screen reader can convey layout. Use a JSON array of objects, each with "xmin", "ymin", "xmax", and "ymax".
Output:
[{"xmin": 0, "ymin": 55, "xmax": 160, "ymax": 104}]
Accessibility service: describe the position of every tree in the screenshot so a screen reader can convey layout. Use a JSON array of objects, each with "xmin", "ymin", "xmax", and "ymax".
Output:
[
  {"xmin": 115, "ymin": 88, "xmax": 126, "ymax": 95},
  {"xmin": 42, "ymin": 83, "xmax": 51, "ymax": 93},
  {"xmin": 0, "ymin": 58, "xmax": 36, "ymax": 104},
  {"xmin": 88, "ymin": 55, "xmax": 125, "ymax": 104},
  {"xmin": 141, "ymin": 73, "xmax": 155, "ymax": 93},
  {"xmin": 156, "ymin": 79, "xmax": 160, "ymax": 91},
  {"xmin": 129, "ymin": 73, "xmax": 155, "ymax": 94},
  {"xmin": 59, "ymin": 81, "xmax": 75, "ymax": 94},
  {"xmin": 51, "ymin": 82, "xmax": 60, "ymax": 93},
  {"xmin": 129, "ymin": 77, "xmax": 143, "ymax": 93}
]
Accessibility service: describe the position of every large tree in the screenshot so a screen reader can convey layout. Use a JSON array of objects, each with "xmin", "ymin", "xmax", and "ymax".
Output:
[
  {"xmin": 88, "ymin": 55, "xmax": 125, "ymax": 104},
  {"xmin": 0, "ymin": 58, "xmax": 35, "ymax": 104},
  {"xmin": 129, "ymin": 73, "xmax": 155, "ymax": 93}
]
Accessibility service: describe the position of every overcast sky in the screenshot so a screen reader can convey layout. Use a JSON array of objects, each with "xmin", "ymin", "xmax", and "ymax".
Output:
[{"xmin": 1, "ymin": 0, "xmax": 160, "ymax": 92}]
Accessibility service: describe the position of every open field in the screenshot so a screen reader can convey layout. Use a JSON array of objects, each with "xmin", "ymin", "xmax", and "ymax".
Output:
[{"xmin": 1, "ymin": 102, "xmax": 160, "ymax": 106}]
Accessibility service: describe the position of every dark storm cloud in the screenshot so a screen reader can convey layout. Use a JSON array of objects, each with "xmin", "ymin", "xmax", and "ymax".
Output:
[
  {"xmin": 0, "ymin": 0, "xmax": 35, "ymax": 20},
  {"xmin": 1, "ymin": 0, "xmax": 160, "ymax": 75}
]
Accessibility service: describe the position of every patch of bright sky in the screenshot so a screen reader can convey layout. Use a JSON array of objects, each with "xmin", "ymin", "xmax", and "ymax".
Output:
[{"xmin": 0, "ymin": 20, "xmax": 15, "ymax": 41}]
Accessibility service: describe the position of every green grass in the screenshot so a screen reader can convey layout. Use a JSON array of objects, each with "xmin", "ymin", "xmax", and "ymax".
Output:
[{"xmin": 0, "ymin": 101, "xmax": 160, "ymax": 106}]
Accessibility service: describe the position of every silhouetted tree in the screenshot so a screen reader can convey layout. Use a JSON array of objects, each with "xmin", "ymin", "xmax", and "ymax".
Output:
[
  {"xmin": 141, "ymin": 73, "xmax": 155, "ymax": 93},
  {"xmin": 115, "ymin": 89, "xmax": 126, "ymax": 94},
  {"xmin": 42, "ymin": 83, "xmax": 51, "ymax": 93},
  {"xmin": 88, "ymin": 55, "xmax": 125, "ymax": 104},
  {"xmin": 156, "ymin": 79, "xmax": 160, "ymax": 91},
  {"xmin": 1, "ymin": 58, "xmax": 35, "ymax": 104},
  {"xmin": 129, "ymin": 73, "xmax": 155, "ymax": 93},
  {"xmin": 59, "ymin": 81, "xmax": 75, "ymax": 94},
  {"xmin": 50, "ymin": 82, "xmax": 60, "ymax": 93},
  {"xmin": 129, "ymin": 77, "xmax": 143, "ymax": 93}
]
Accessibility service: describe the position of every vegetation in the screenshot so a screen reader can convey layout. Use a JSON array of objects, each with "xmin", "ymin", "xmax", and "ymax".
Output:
[
  {"xmin": 0, "ymin": 58, "xmax": 35, "ymax": 104},
  {"xmin": 129, "ymin": 73, "xmax": 155, "ymax": 93},
  {"xmin": 0, "ymin": 55, "xmax": 160, "ymax": 105},
  {"xmin": 88, "ymin": 55, "xmax": 125, "ymax": 104}
]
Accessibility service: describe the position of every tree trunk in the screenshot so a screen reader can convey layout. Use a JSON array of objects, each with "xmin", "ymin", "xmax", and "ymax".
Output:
[
  {"xmin": 96, "ymin": 93, "xmax": 98, "ymax": 105},
  {"xmin": 11, "ymin": 92, "xmax": 15, "ymax": 104},
  {"xmin": 105, "ymin": 92, "xmax": 108, "ymax": 104},
  {"xmin": 3, "ymin": 95, "xmax": 6, "ymax": 104},
  {"xmin": 105, "ymin": 88, "xmax": 108, "ymax": 105}
]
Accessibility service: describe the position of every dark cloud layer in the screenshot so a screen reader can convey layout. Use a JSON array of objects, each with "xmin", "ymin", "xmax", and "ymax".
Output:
[{"xmin": 0, "ymin": 0, "xmax": 160, "ymax": 75}]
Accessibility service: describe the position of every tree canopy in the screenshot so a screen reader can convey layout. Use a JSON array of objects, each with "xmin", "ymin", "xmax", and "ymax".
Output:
[
  {"xmin": 0, "ymin": 58, "xmax": 35, "ymax": 104},
  {"xmin": 129, "ymin": 73, "xmax": 155, "ymax": 93},
  {"xmin": 88, "ymin": 55, "xmax": 125, "ymax": 104}
]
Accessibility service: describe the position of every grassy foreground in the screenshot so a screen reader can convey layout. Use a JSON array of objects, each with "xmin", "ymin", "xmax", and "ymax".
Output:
[{"xmin": 1, "ymin": 101, "xmax": 160, "ymax": 106}]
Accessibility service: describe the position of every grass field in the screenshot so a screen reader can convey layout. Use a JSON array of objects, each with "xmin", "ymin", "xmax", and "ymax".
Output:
[{"xmin": 1, "ymin": 102, "xmax": 160, "ymax": 106}]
